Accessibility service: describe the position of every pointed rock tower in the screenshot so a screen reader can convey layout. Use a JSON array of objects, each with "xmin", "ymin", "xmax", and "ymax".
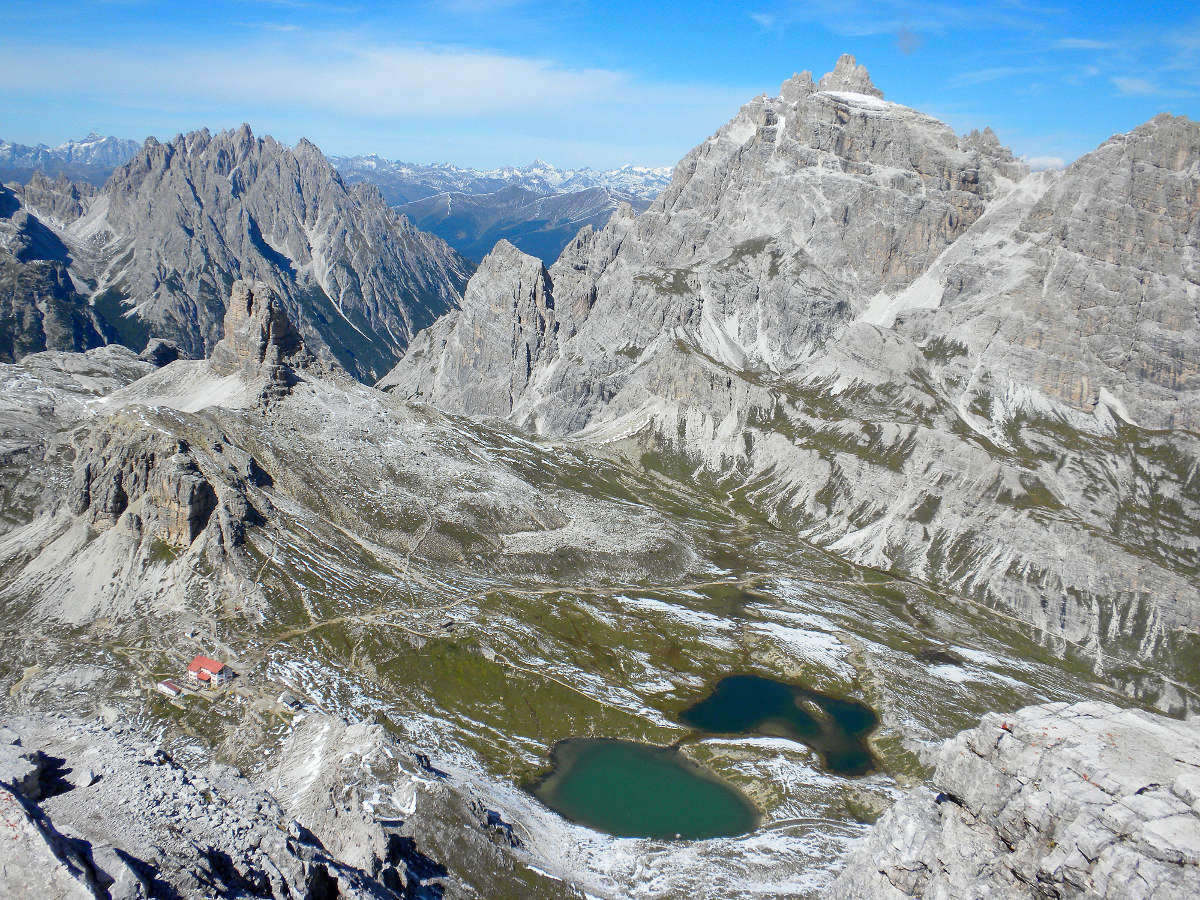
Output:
[
  {"xmin": 816, "ymin": 53, "xmax": 884, "ymax": 97},
  {"xmin": 209, "ymin": 280, "xmax": 314, "ymax": 398}
]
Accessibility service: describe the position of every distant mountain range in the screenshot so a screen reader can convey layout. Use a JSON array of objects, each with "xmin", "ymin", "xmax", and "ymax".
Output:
[
  {"xmin": 330, "ymin": 156, "xmax": 670, "ymax": 263},
  {"xmin": 1, "ymin": 134, "xmax": 672, "ymax": 264},
  {"xmin": 393, "ymin": 184, "xmax": 651, "ymax": 264},
  {"xmin": 0, "ymin": 133, "xmax": 142, "ymax": 185},
  {"xmin": 327, "ymin": 155, "xmax": 672, "ymax": 204}
]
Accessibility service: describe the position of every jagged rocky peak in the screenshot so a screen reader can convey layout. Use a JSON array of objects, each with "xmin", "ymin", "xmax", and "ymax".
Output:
[
  {"xmin": 379, "ymin": 240, "xmax": 554, "ymax": 414},
  {"xmin": 480, "ymin": 236, "xmax": 546, "ymax": 273},
  {"xmin": 816, "ymin": 53, "xmax": 884, "ymax": 98},
  {"xmin": 13, "ymin": 172, "xmax": 96, "ymax": 226},
  {"xmin": 779, "ymin": 70, "xmax": 816, "ymax": 103},
  {"xmin": 66, "ymin": 123, "xmax": 471, "ymax": 380},
  {"xmin": 959, "ymin": 125, "xmax": 1029, "ymax": 181},
  {"xmin": 209, "ymin": 279, "xmax": 311, "ymax": 392}
]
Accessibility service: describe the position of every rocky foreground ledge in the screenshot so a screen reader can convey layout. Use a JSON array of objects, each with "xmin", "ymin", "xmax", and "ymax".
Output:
[
  {"xmin": 834, "ymin": 701, "xmax": 1200, "ymax": 898},
  {"xmin": 2, "ymin": 701, "xmax": 1198, "ymax": 897},
  {"xmin": 0, "ymin": 714, "xmax": 544, "ymax": 899}
]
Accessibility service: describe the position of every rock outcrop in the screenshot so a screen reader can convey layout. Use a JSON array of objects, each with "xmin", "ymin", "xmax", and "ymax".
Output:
[
  {"xmin": 834, "ymin": 701, "xmax": 1200, "ymax": 898},
  {"xmin": 270, "ymin": 715, "xmax": 566, "ymax": 898},
  {"xmin": 817, "ymin": 52, "xmax": 885, "ymax": 97},
  {"xmin": 66, "ymin": 419, "xmax": 270, "ymax": 555},
  {"xmin": 0, "ymin": 715, "xmax": 420, "ymax": 898},
  {"xmin": 379, "ymin": 240, "xmax": 556, "ymax": 414},
  {"xmin": 209, "ymin": 279, "xmax": 314, "ymax": 398},
  {"xmin": 0, "ymin": 713, "xmax": 569, "ymax": 900}
]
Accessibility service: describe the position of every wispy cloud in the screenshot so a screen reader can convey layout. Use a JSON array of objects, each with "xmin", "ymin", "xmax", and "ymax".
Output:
[
  {"xmin": 0, "ymin": 35, "xmax": 754, "ymax": 166},
  {"xmin": 1, "ymin": 40, "xmax": 634, "ymax": 118},
  {"xmin": 750, "ymin": 12, "xmax": 776, "ymax": 28},
  {"xmin": 1112, "ymin": 76, "xmax": 1162, "ymax": 96},
  {"xmin": 952, "ymin": 66, "xmax": 1039, "ymax": 87},
  {"xmin": 1055, "ymin": 38, "xmax": 1112, "ymax": 50}
]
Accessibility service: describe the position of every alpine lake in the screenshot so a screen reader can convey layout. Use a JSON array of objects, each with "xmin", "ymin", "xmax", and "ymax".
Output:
[{"xmin": 530, "ymin": 674, "xmax": 879, "ymax": 840}]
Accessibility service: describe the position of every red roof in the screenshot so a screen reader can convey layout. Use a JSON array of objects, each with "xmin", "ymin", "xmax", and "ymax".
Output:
[{"xmin": 187, "ymin": 655, "xmax": 225, "ymax": 675}]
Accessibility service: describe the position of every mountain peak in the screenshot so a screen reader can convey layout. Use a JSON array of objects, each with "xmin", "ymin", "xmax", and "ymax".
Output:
[
  {"xmin": 817, "ymin": 53, "xmax": 883, "ymax": 98},
  {"xmin": 780, "ymin": 70, "xmax": 816, "ymax": 103}
]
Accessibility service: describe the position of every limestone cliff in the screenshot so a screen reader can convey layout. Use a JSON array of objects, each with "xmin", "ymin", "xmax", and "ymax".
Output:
[
  {"xmin": 381, "ymin": 56, "xmax": 1200, "ymax": 711},
  {"xmin": 834, "ymin": 701, "xmax": 1200, "ymax": 898}
]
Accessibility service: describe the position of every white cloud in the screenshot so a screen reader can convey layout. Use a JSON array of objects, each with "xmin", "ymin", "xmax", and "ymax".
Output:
[
  {"xmin": 1023, "ymin": 155, "xmax": 1065, "ymax": 171},
  {"xmin": 1111, "ymin": 76, "xmax": 1161, "ymax": 96},
  {"xmin": 0, "ymin": 41, "xmax": 633, "ymax": 118},
  {"xmin": 0, "ymin": 36, "xmax": 755, "ymax": 168},
  {"xmin": 750, "ymin": 12, "xmax": 776, "ymax": 28}
]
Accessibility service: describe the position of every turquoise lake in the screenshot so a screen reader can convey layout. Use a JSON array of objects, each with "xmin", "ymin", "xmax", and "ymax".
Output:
[
  {"xmin": 680, "ymin": 674, "xmax": 878, "ymax": 775},
  {"xmin": 531, "ymin": 738, "xmax": 759, "ymax": 840}
]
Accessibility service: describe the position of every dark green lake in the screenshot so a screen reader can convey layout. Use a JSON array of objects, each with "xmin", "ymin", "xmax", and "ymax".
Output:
[
  {"xmin": 531, "ymin": 738, "xmax": 759, "ymax": 840},
  {"xmin": 680, "ymin": 674, "xmax": 878, "ymax": 776}
]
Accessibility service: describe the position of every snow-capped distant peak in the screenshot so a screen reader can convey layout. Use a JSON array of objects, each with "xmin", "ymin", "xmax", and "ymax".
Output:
[{"xmin": 330, "ymin": 154, "xmax": 674, "ymax": 200}]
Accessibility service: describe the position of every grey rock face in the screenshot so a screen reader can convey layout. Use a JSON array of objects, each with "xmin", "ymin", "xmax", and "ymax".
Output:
[
  {"xmin": 891, "ymin": 113, "xmax": 1200, "ymax": 431},
  {"xmin": 0, "ymin": 784, "xmax": 100, "ymax": 899},
  {"xmin": 834, "ymin": 701, "xmax": 1200, "ymax": 898},
  {"xmin": 68, "ymin": 429, "xmax": 226, "ymax": 548},
  {"xmin": 209, "ymin": 279, "xmax": 314, "ymax": 398},
  {"xmin": 383, "ymin": 56, "xmax": 1200, "ymax": 709},
  {"xmin": 0, "ymin": 714, "xmax": 431, "ymax": 899},
  {"xmin": 11, "ymin": 173, "xmax": 97, "ymax": 228},
  {"xmin": 0, "ymin": 185, "xmax": 107, "ymax": 362},
  {"xmin": 380, "ymin": 240, "xmax": 556, "ymax": 414},
  {"xmin": 49, "ymin": 125, "xmax": 472, "ymax": 381}
]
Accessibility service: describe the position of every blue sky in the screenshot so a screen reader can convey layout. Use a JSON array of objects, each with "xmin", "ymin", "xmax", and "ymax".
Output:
[{"xmin": 1, "ymin": 1, "xmax": 1197, "ymax": 169}]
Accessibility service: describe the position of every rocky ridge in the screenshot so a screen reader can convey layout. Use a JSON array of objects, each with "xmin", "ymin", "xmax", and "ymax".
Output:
[
  {"xmin": 12, "ymin": 125, "xmax": 473, "ymax": 382},
  {"xmin": 382, "ymin": 56, "xmax": 1200, "ymax": 711},
  {"xmin": 0, "ymin": 183, "xmax": 107, "ymax": 362},
  {"xmin": 834, "ymin": 701, "xmax": 1200, "ymax": 898}
]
